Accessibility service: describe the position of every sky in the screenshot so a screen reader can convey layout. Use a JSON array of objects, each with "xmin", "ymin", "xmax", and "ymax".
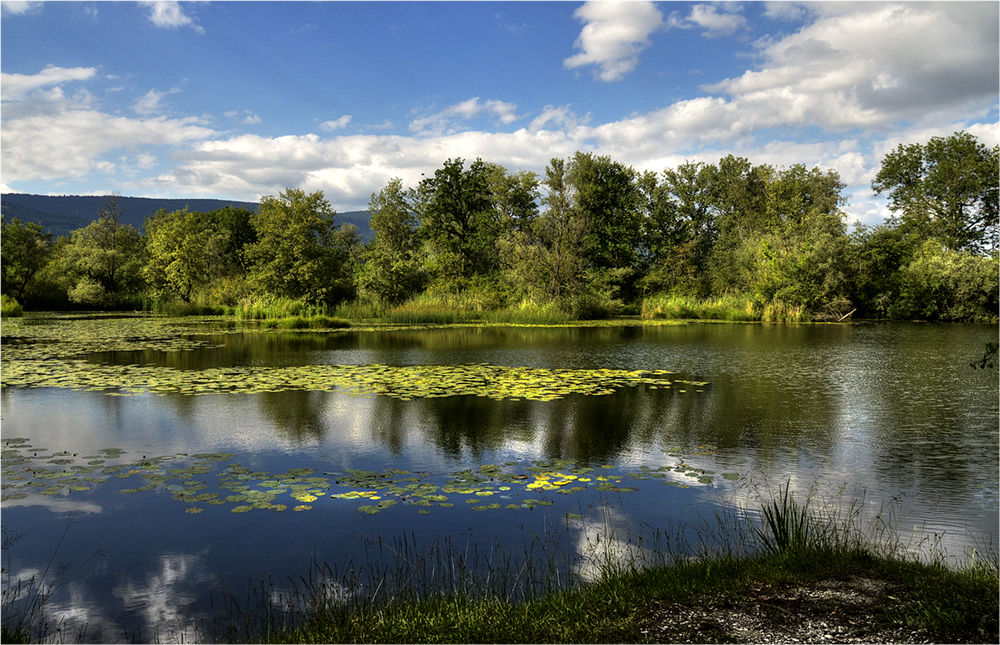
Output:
[{"xmin": 1, "ymin": 1, "xmax": 997, "ymax": 227}]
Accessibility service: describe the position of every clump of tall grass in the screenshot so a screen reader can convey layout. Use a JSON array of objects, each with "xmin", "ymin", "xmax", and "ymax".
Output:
[
  {"xmin": 481, "ymin": 300, "xmax": 572, "ymax": 325},
  {"xmin": 753, "ymin": 480, "xmax": 830, "ymax": 555},
  {"xmin": 1, "ymin": 294, "xmax": 24, "ymax": 317},
  {"xmin": 642, "ymin": 293, "xmax": 757, "ymax": 321},
  {"xmin": 152, "ymin": 300, "xmax": 232, "ymax": 317},
  {"xmin": 379, "ymin": 293, "xmax": 483, "ymax": 325},
  {"xmin": 234, "ymin": 295, "xmax": 328, "ymax": 321},
  {"xmin": 330, "ymin": 299, "xmax": 385, "ymax": 321},
  {"xmin": 2, "ymin": 522, "xmax": 104, "ymax": 644},
  {"xmin": 760, "ymin": 298, "xmax": 811, "ymax": 322},
  {"xmin": 260, "ymin": 315, "xmax": 350, "ymax": 330}
]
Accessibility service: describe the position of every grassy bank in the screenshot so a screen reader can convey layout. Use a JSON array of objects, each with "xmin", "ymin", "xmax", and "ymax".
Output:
[
  {"xmin": 3, "ymin": 485, "xmax": 995, "ymax": 643},
  {"xmin": 244, "ymin": 485, "xmax": 996, "ymax": 644},
  {"xmin": 270, "ymin": 548, "xmax": 996, "ymax": 644},
  {"xmin": 42, "ymin": 291, "xmax": 831, "ymax": 326}
]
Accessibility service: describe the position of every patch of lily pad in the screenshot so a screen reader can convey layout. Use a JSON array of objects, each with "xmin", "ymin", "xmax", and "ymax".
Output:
[
  {"xmin": 1, "ymin": 358, "xmax": 707, "ymax": 402},
  {"xmin": 2, "ymin": 437, "xmax": 739, "ymax": 516},
  {"xmin": 1, "ymin": 314, "xmax": 708, "ymax": 401}
]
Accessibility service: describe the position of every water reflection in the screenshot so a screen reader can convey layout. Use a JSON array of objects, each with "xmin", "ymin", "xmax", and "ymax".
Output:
[{"xmin": 2, "ymin": 322, "xmax": 996, "ymax": 642}]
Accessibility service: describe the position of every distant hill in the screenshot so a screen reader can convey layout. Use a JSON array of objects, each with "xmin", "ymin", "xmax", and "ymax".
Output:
[{"xmin": 0, "ymin": 193, "xmax": 372, "ymax": 241}]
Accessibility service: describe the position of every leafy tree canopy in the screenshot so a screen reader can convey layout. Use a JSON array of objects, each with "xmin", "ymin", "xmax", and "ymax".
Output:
[{"xmin": 872, "ymin": 131, "xmax": 999, "ymax": 253}]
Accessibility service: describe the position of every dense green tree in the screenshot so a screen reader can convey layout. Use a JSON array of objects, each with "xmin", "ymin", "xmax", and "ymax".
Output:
[
  {"xmin": 872, "ymin": 131, "xmax": 999, "ymax": 253},
  {"xmin": 244, "ymin": 188, "xmax": 355, "ymax": 305},
  {"xmin": 704, "ymin": 155, "xmax": 771, "ymax": 295},
  {"xmin": 59, "ymin": 193, "xmax": 145, "ymax": 307},
  {"xmin": 208, "ymin": 205, "xmax": 257, "ymax": 275},
  {"xmin": 501, "ymin": 157, "xmax": 587, "ymax": 303},
  {"xmin": 703, "ymin": 161, "xmax": 850, "ymax": 316},
  {"xmin": 846, "ymin": 220, "xmax": 919, "ymax": 318},
  {"xmin": 418, "ymin": 158, "xmax": 501, "ymax": 285},
  {"xmin": 1, "ymin": 216, "xmax": 53, "ymax": 302},
  {"xmin": 144, "ymin": 208, "xmax": 229, "ymax": 302},
  {"xmin": 567, "ymin": 152, "xmax": 642, "ymax": 273},
  {"xmin": 484, "ymin": 163, "xmax": 540, "ymax": 233},
  {"xmin": 892, "ymin": 240, "xmax": 999, "ymax": 321},
  {"xmin": 358, "ymin": 178, "xmax": 426, "ymax": 305},
  {"xmin": 640, "ymin": 162, "xmax": 717, "ymax": 296}
]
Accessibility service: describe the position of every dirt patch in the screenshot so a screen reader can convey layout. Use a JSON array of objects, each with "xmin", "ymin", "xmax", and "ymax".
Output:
[{"xmin": 636, "ymin": 575, "xmax": 936, "ymax": 643}]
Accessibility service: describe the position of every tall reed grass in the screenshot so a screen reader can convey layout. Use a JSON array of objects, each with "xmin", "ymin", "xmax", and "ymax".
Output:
[
  {"xmin": 641, "ymin": 294, "xmax": 758, "ymax": 321},
  {"xmin": 1, "ymin": 520, "xmax": 104, "ymax": 644},
  {"xmin": 641, "ymin": 293, "xmax": 815, "ymax": 322}
]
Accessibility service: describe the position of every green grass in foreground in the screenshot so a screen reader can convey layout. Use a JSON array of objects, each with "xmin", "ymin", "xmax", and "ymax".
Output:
[
  {"xmin": 258, "ymin": 484, "xmax": 996, "ymax": 644},
  {"xmin": 3, "ymin": 484, "xmax": 996, "ymax": 643},
  {"xmin": 271, "ymin": 549, "xmax": 997, "ymax": 644}
]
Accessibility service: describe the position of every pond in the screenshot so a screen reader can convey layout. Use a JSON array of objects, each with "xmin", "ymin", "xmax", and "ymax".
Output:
[{"xmin": 1, "ymin": 316, "xmax": 997, "ymax": 642}]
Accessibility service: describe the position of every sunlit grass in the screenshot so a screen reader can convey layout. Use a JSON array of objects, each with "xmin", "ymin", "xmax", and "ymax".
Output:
[{"xmin": 641, "ymin": 293, "xmax": 758, "ymax": 321}]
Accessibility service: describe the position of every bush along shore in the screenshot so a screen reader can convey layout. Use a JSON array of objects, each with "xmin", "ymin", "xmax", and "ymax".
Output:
[{"xmin": 6, "ymin": 484, "xmax": 993, "ymax": 644}]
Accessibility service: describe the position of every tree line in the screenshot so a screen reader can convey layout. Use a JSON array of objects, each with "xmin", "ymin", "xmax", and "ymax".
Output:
[{"xmin": 2, "ymin": 131, "xmax": 997, "ymax": 322}]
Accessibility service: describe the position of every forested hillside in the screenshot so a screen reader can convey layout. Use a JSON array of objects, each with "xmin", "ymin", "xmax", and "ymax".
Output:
[
  {"xmin": 2, "ymin": 131, "xmax": 996, "ymax": 323},
  {"xmin": 0, "ymin": 193, "xmax": 373, "ymax": 241}
]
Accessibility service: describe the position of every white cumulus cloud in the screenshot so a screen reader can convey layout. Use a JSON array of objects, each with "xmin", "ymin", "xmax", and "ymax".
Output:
[
  {"xmin": 140, "ymin": 1, "xmax": 204, "ymax": 34},
  {"xmin": 1, "ymin": 1, "xmax": 43, "ymax": 16},
  {"xmin": 409, "ymin": 98, "xmax": 521, "ymax": 136},
  {"xmin": 687, "ymin": 3, "xmax": 747, "ymax": 37},
  {"xmin": 563, "ymin": 1, "xmax": 664, "ymax": 81},
  {"xmin": 1, "ymin": 66, "xmax": 96, "ymax": 101},
  {"xmin": 703, "ymin": 3, "xmax": 999, "ymax": 131},
  {"xmin": 320, "ymin": 115, "xmax": 352, "ymax": 132}
]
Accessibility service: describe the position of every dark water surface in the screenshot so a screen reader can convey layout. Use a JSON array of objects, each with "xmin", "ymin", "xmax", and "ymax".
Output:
[{"xmin": 2, "ymin": 320, "xmax": 997, "ymax": 642}]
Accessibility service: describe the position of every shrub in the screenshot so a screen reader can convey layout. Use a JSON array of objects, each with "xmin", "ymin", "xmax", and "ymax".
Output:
[{"xmin": 1, "ymin": 294, "xmax": 24, "ymax": 317}]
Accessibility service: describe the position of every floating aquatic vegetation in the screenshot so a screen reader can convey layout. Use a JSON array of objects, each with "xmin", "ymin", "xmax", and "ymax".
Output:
[
  {"xmin": 2, "ymin": 355, "xmax": 708, "ymax": 402},
  {"xmin": 2, "ymin": 311, "xmax": 711, "ymax": 400},
  {"xmin": 2, "ymin": 438, "xmax": 737, "ymax": 517}
]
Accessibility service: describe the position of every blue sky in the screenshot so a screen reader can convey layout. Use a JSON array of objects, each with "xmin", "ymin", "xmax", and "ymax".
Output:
[{"xmin": 2, "ymin": 1, "xmax": 997, "ymax": 226}]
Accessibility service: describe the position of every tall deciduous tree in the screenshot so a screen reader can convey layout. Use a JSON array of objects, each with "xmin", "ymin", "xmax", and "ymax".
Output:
[
  {"xmin": 502, "ymin": 157, "xmax": 587, "ymax": 303},
  {"xmin": 144, "ymin": 208, "xmax": 229, "ymax": 303},
  {"xmin": 418, "ymin": 158, "xmax": 500, "ymax": 284},
  {"xmin": 60, "ymin": 193, "xmax": 145, "ymax": 307},
  {"xmin": 640, "ymin": 162, "xmax": 717, "ymax": 296},
  {"xmin": 1, "ymin": 216, "xmax": 53, "ymax": 302},
  {"xmin": 359, "ymin": 178, "xmax": 426, "ymax": 304},
  {"xmin": 872, "ymin": 131, "xmax": 999, "ymax": 253},
  {"xmin": 567, "ymin": 152, "xmax": 642, "ymax": 272},
  {"xmin": 245, "ymin": 188, "xmax": 355, "ymax": 305}
]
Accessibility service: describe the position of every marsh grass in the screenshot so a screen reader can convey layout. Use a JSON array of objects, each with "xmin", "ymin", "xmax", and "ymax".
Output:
[
  {"xmin": 641, "ymin": 294, "xmax": 757, "ymax": 321},
  {"xmin": 222, "ymin": 487, "xmax": 997, "ymax": 644},
  {"xmin": 641, "ymin": 294, "xmax": 815, "ymax": 322},
  {"xmin": 154, "ymin": 301, "xmax": 232, "ymax": 317},
  {"xmin": 234, "ymin": 296, "xmax": 331, "ymax": 321},
  {"xmin": 481, "ymin": 300, "xmax": 572, "ymax": 325},
  {"xmin": 1, "ymin": 519, "xmax": 104, "ymax": 644},
  {"xmin": 259, "ymin": 315, "xmax": 351, "ymax": 330}
]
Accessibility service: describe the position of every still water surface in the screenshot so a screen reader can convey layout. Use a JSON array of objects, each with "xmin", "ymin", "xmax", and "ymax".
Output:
[{"xmin": 2, "ymin": 320, "xmax": 997, "ymax": 642}]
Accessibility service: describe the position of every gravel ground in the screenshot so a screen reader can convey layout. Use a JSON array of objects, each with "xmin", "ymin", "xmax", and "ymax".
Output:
[{"xmin": 636, "ymin": 575, "xmax": 939, "ymax": 644}]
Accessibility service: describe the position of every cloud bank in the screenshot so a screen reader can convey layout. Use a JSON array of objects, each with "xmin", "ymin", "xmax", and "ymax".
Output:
[{"xmin": 1, "ymin": 3, "xmax": 997, "ymax": 227}]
